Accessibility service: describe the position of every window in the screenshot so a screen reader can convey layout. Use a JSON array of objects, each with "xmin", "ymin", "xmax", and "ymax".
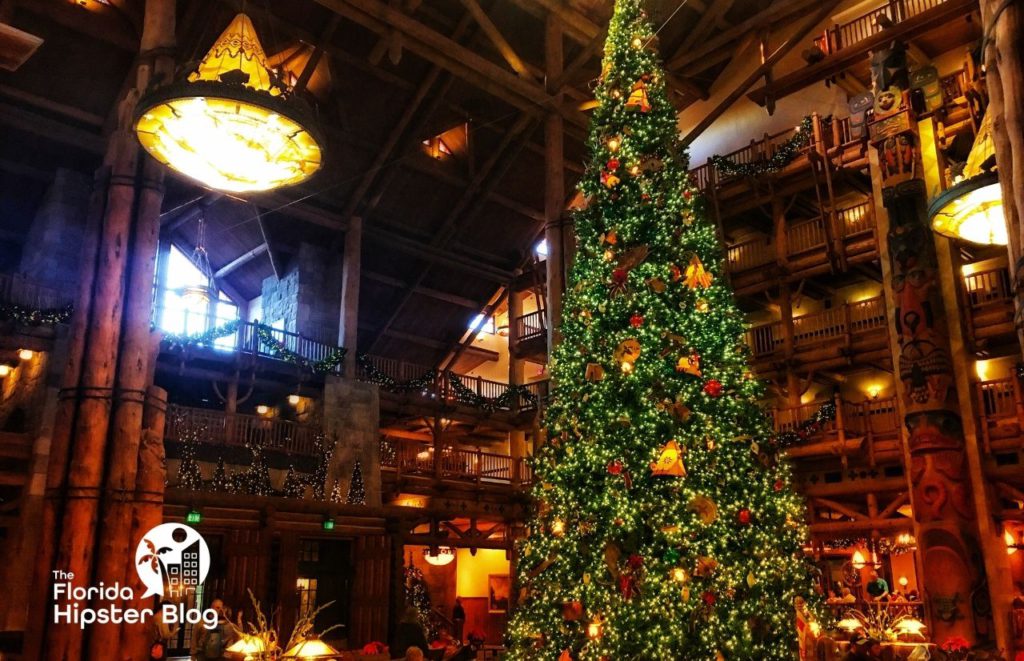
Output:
[
  {"xmin": 534, "ymin": 239, "xmax": 549, "ymax": 258},
  {"xmin": 468, "ymin": 313, "xmax": 495, "ymax": 334},
  {"xmin": 157, "ymin": 244, "xmax": 239, "ymax": 340},
  {"xmin": 296, "ymin": 576, "xmax": 319, "ymax": 616}
]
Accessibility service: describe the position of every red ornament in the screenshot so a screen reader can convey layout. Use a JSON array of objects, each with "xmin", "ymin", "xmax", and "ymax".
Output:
[
  {"xmin": 737, "ymin": 508, "xmax": 752, "ymax": 525},
  {"xmin": 773, "ymin": 479, "xmax": 784, "ymax": 491},
  {"xmin": 628, "ymin": 554, "xmax": 644, "ymax": 570},
  {"xmin": 607, "ymin": 459, "xmax": 624, "ymax": 475},
  {"xmin": 702, "ymin": 590, "xmax": 716, "ymax": 605},
  {"xmin": 703, "ymin": 379, "xmax": 724, "ymax": 397},
  {"xmin": 669, "ymin": 264, "xmax": 683, "ymax": 282},
  {"xmin": 606, "ymin": 158, "xmax": 620, "ymax": 170},
  {"xmin": 684, "ymin": 189, "xmax": 692, "ymax": 200},
  {"xmin": 629, "ymin": 314, "xmax": 644, "ymax": 328},
  {"xmin": 618, "ymin": 574, "xmax": 637, "ymax": 600},
  {"xmin": 612, "ymin": 268, "xmax": 629, "ymax": 283}
]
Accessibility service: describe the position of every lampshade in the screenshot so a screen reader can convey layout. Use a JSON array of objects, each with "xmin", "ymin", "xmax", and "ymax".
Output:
[
  {"xmin": 894, "ymin": 617, "xmax": 927, "ymax": 637},
  {"xmin": 837, "ymin": 616, "xmax": 863, "ymax": 632},
  {"xmin": 225, "ymin": 634, "xmax": 269, "ymax": 660},
  {"xmin": 281, "ymin": 638, "xmax": 340, "ymax": 659},
  {"xmin": 930, "ymin": 111, "xmax": 1005, "ymax": 245},
  {"xmin": 134, "ymin": 14, "xmax": 323, "ymax": 193},
  {"xmin": 423, "ymin": 546, "xmax": 455, "ymax": 566}
]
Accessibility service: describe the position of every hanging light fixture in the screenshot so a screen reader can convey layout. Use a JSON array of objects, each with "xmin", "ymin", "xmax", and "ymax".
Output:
[
  {"xmin": 423, "ymin": 546, "xmax": 455, "ymax": 566},
  {"xmin": 181, "ymin": 211, "xmax": 217, "ymax": 307},
  {"xmin": 930, "ymin": 111, "xmax": 1006, "ymax": 245},
  {"xmin": 225, "ymin": 634, "xmax": 271, "ymax": 660},
  {"xmin": 134, "ymin": 14, "xmax": 324, "ymax": 193}
]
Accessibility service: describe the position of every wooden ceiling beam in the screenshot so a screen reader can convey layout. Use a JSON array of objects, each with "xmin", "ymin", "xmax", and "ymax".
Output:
[
  {"xmin": 213, "ymin": 243, "xmax": 268, "ymax": 279},
  {"xmin": 681, "ymin": 1, "xmax": 839, "ymax": 147},
  {"xmin": 364, "ymin": 271, "xmax": 480, "ymax": 309},
  {"xmin": 668, "ymin": 0, "xmax": 825, "ymax": 71},
  {"xmin": 314, "ymin": 0, "xmax": 587, "ymax": 128},
  {"xmin": 459, "ymin": 0, "xmax": 532, "ymax": 78}
]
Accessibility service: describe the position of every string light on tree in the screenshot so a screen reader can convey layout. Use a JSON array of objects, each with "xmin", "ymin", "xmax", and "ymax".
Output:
[{"xmin": 506, "ymin": 2, "xmax": 818, "ymax": 658}]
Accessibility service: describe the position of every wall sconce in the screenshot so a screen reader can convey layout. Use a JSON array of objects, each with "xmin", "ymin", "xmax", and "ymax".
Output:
[
  {"xmin": 1005, "ymin": 528, "xmax": 1021, "ymax": 555},
  {"xmin": 898, "ymin": 575, "xmax": 909, "ymax": 589},
  {"xmin": 256, "ymin": 404, "xmax": 270, "ymax": 416},
  {"xmin": 288, "ymin": 394, "xmax": 300, "ymax": 406},
  {"xmin": 18, "ymin": 349, "xmax": 34, "ymax": 361},
  {"xmin": 0, "ymin": 364, "xmax": 10, "ymax": 378},
  {"xmin": 867, "ymin": 384, "xmax": 882, "ymax": 400}
]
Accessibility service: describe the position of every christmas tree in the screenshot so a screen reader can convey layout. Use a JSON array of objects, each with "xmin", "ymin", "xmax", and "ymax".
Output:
[
  {"xmin": 329, "ymin": 478, "xmax": 343, "ymax": 504},
  {"xmin": 312, "ymin": 432, "xmax": 333, "ymax": 500},
  {"xmin": 506, "ymin": 2, "xmax": 815, "ymax": 659},
  {"xmin": 176, "ymin": 423, "xmax": 204, "ymax": 490},
  {"xmin": 243, "ymin": 440, "xmax": 272, "ymax": 497},
  {"xmin": 211, "ymin": 457, "xmax": 230, "ymax": 492},
  {"xmin": 404, "ymin": 562, "xmax": 435, "ymax": 639},
  {"xmin": 282, "ymin": 465, "xmax": 305, "ymax": 498},
  {"xmin": 346, "ymin": 460, "xmax": 367, "ymax": 505}
]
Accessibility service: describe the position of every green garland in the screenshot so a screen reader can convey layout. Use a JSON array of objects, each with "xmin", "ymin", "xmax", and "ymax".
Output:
[
  {"xmin": 0, "ymin": 301, "xmax": 73, "ymax": 326},
  {"xmin": 711, "ymin": 115, "xmax": 814, "ymax": 177},
  {"xmin": 357, "ymin": 354, "xmax": 437, "ymax": 393},
  {"xmin": 254, "ymin": 323, "xmax": 346, "ymax": 374},
  {"xmin": 447, "ymin": 372, "xmax": 537, "ymax": 412},
  {"xmin": 161, "ymin": 320, "xmax": 241, "ymax": 350}
]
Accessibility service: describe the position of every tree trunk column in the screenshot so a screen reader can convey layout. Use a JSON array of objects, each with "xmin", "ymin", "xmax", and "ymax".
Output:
[
  {"xmin": 340, "ymin": 215, "xmax": 362, "ymax": 377},
  {"xmin": 543, "ymin": 15, "xmax": 564, "ymax": 355},
  {"xmin": 868, "ymin": 88, "xmax": 980, "ymax": 645}
]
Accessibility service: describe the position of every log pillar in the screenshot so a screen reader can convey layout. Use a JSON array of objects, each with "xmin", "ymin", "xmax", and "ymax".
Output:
[
  {"xmin": 980, "ymin": 0, "xmax": 1024, "ymax": 358},
  {"xmin": 507, "ymin": 284, "xmax": 528, "ymax": 468},
  {"xmin": 339, "ymin": 215, "xmax": 362, "ymax": 377},
  {"xmin": 867, "ymin": 64, "xmax": 983, "ymax": 645},
  {"xmin": 543, "ymin": 14, "xmax": 565, "ymax": 355}
]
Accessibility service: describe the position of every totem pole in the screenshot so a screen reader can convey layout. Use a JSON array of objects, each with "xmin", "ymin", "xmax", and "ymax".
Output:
[{"xmin": 868, "ymin": 39, "xmax": 987, "ymax": 644}]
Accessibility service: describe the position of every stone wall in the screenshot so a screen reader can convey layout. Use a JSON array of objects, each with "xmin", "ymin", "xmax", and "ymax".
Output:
[
  {"xmin": 322, "ymin": 376, "xmax": 381, "ymax": 507},
  {"xmin": 258, "ymin": 242, "xmax": 342, "ymax": 342},
  {"xmin": 19, "ymin": 168, "xmax": 92, "ymax": 291}
]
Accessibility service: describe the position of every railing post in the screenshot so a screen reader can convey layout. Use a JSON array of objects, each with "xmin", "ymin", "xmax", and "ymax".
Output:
[
  {"xmin": 476, "ymin": 447, "xmax": 483, "ymax": 484},
  {"xmin": 1013, "ymin": 376, "xmax": 1024, "ymax": 441},
  {"xmin": 977, "ymin": 384, "xmax": 993, "ymax": 455}
]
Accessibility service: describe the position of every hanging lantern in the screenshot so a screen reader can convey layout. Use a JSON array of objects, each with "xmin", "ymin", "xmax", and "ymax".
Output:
[
  {"xmin": 181, "ymin": 212, "xmax": 217, "ymax": 308},
  {"xmin": 134, "ymin": 14, "xmax": 324, "ymax": 193},
  {"xmin": 929, "ymin": 111, "xmax": 1005, "ymax": 245},
  {"xmin": 423, "ymin": 546, "xmax": 455, "ymax": 566},
  {"xmin": 280, "ymin": 638, "xmax": 340, "ymax": 659}
]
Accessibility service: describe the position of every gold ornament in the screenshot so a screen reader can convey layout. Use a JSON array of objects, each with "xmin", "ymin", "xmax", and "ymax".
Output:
[
  {"xmin": 695, "ymin": 298, "xmax": 710, "ymax": 313},
  {"xmin": 625, "ymin": 80, "xmax": 651, "ymax": 112},
  {"xmin": 684, "ymin": 255, "xmax": 713, "ymax": 289},
  {"xmin": 651, "ymin": 440, "xmax": 686, "ymax": 477},
  {"xmin": 647, "ymin": 277, "xmax": 667, "ymax": 293},
  {"xmin": 613, "ymin": 338, "xmax": 642, "ymax": 366},
  {"xmin": 689, "ymin": 495, "xmax": 718, "ymax": 524},
  {"xmin": 585, "ymin": 363, "xmax": 606, "ymax": 382},
  {"xmin": 746, "ymin": 571, "xmax": 757, "ymax": 587},
  {"xmin": 694, "ymin": 556, "xmax": 718, "ymax": 577},
  {"xmin": 675, "ymin": 351, "xmax": 702, "ymax": 377}
]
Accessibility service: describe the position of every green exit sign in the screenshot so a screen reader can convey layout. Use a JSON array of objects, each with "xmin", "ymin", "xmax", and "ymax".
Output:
[
  {"xmin": 322, "ymin": 518, "xmax": 335, "ymax": 531},
  {"xmin": 186, "ymin": 509, "xmax": 202, "ymax": 525}
]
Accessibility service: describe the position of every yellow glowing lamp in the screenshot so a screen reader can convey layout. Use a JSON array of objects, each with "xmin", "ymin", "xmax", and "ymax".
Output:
[
  {"xmin": 651, "ymin": 440, "xmax": 686, "ymax": 477},
  {"xmin": 930, "ymin": 111, "xmax": 1005, "ymax": 245},
  {"xmin": 225, "ymin": 634, "xmax": 270, "ymax": 660},
  {"xmin": 281, "ymin": 638, "xmax": 340, "ymax": 659},
  {"xmin": 134, "ymin": 14, "xmax": 324, "ymax": 193},
  {"xmin": 423, "ymin": 546, "xmax": 455, "ymax": 566},
  {"xmin": 17, "ymin": 349, "xmax": 34, "ymax": 361},
  {"xmin": 0, "ymin": 365, "xmax": 10, "ymax": 377},
  {"xmin": 837, "ymin": 616, "xmax": 863, "ymax": 632},
  {"xmin": 894, "ymin": 617, "xmax": 927, "ymax": 637}
]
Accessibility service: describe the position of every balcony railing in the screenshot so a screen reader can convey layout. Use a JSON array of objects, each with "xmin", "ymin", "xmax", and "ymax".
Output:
[
  {"xmin": 961, "ymin": 266, "xmax": 1015, "ymax": 346},
  {"xmin": 746, "ymin": 296, "xmax": 888, "ymax": 359},
  {"xmin": 358, "ymin": 354, "xmax": 549, "ymax": 412},
  {"xmin": 164, "ymin": 404, "xmax": 321, "ymax": 455},
  {"xmin": 813, "ymin": 0, "xmax": 948, "ymax": 55},
  {"xmin": 0, "ymin": 272, "xmax": 74, "ymax": 311},
  {"xmin": 514, "ymin": 310, "xmax": 546, "ymax": 343},
  {"xmin": 380, "ymin": 437, "xmax": 532, "ymax": 486},
  {"xmin": 773, "ymin": 396, "xmax": 900, "ymax": 440}
]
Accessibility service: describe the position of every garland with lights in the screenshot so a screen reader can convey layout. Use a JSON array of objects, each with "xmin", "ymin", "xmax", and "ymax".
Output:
[
  {"xmin": 447, "ymin": 372, "xmax": 537, "ymax": 411},
  {"xmin": 506, "ymin": 2, "xmax": 819, "ymax": 658},
  {"xmin": 711, "ymin": 116, "xmax": 814, "ymax": 178},
  {"xmin": 773, "ymin": 401, "xmax": 837, "ymax": 450},
  {"xmin": 357, "ymin": 354, "xmax": 437, "ymax": 393},
  {"xmin": 254, "ymin": 323, "xmax": 346, "ymax": 374},
  {"xmin": 0, "ymin": 302, "xmax": 73, "ymax": 326},
  {"xmin": 161, "ymin": 320, "xmax": 240, "ymax": 350}
]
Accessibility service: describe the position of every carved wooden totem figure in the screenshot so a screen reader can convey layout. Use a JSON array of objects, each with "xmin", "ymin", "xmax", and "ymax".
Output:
[{"xmin": 869, "ymin": 39, "xmax": 987, "ymax": 644}]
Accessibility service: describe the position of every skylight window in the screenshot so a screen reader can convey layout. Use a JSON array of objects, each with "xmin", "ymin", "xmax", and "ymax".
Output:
[
  {"xmin": 534, "ymin": 239, "xmax": 549, "ymax": 258},
  {"xmin": 468, "ymin": 313, "xmax": 495, "ymax": 334},
  {"xmin": 157, "ymin": 244, "xmax": 239, "ymax": 343}
]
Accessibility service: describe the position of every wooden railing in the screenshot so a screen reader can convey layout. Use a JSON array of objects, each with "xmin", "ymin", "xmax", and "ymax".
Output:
[
  {"xmin": 0, "ymin": 272, "xmax": 74, "ymax": 311},
  {"xmin": 164, "ymin": 404, "xmax": 321, "ymax": 455},
  {"xmin": 359, "ymin": 355, "xmax": 550, "ymax": 412},
  {"xmin": 727, "ymin": 235, "xmax": 774, "ymax": 272},
  {"xmin": 813, "ymin": 0, "xmax": 947, "ymax": 55},
  {"xmin": 963, "ymin": 267, "xmax": 1012, "ymax": 312},
  {"xmin": 156, "ymin": 307, "xmax": 344, "ymax": 374},
  {"xmin": 789, "ymin": 218, "xmax": 828, "ymax": 254},
  {"xmin": 380, "ymin": 437, "xmax": 532, "ymax": 486},
  {"xmin": 514, "ymin": 310, "xmax": 546, "ymax": 342},
  {"xmin": 773, "ymin": 396, "xmax": 901, "ymax": 439},
  {"xmin": 746, "ymin": 296, "xmax": 887, "ymax": 358},
  {"xmin": 837, "ymin": 201, "xmax": 874, "ymax": 235}
]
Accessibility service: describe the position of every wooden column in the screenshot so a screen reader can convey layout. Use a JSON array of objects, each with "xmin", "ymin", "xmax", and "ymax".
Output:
[
  {"xmin": 543, "ymin": 14, "xmax": 565, "ymax": 355},
  {"xmin": 340, "ymin": 215, "xmax": 362, "ymax": 377},
  {"xmin": 980, "ymin": 0, "xmax": 1024, "ymax": 358},
  {"xmin": 867, "ymin": 77, "xmax": 984, "ymax": 645}
]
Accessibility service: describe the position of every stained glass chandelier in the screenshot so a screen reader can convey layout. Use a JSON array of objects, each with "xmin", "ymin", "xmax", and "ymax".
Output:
[
  {"xmin": 930, "ymin": 111, "xmax": 1005, "ymax": 245},
  {"xmin": 134, "ymin": 14, "xmax": 324, "ymax": 193}
]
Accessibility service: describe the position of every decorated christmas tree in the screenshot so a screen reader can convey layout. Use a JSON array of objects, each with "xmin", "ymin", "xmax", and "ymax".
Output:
[
  {"xmin": 506, "ymin": 2, "xmax": 816, "ymax": 659},
  {"xmin": 282, "ymin": 465, "xmax": 305, "ymax": 498},
  {"xmin": 312, "ymin": 432, "xmax": 333, "ymax": 500},
  {"xmin": 346, "ymin": 460, "xmax": 367, "ymax": 505},
  {"xmin": 210, "ymin": 457, "xmax": 230, "ymax": 492},
  {"xmin": 329, "ymin": 478, "xmax": 344, "ymax": 504},
  {"xmin": 243, "ymin": 440, "xmax": 272, "ymax": 497},
  {"xmin": 404, "ymin": 561, "xmax": 435, "ymax": 639},
  {"xmin": 176, "ymin": 423, "xmax": 204, "ymax": 490}
]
